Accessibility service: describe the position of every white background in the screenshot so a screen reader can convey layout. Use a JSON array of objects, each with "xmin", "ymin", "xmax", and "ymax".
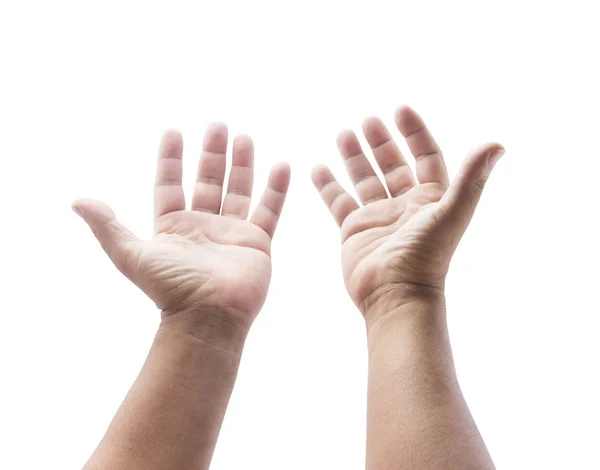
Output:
[{"xmin": 1, "ymin": 1, "xmax": 599, "ymax": 468}]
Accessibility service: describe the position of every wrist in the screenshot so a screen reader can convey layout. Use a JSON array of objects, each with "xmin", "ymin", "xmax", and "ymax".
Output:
[
  {"xmin": 362, "ymin": 284, "xmax": 447, "ymax": 338},
  {"xmin": 159, "ymin": 306, "xmax": 250, "ymax": 356},
  {"xmin": 365, "ymin": 287, "xmax": 455, "ymax": 381}
]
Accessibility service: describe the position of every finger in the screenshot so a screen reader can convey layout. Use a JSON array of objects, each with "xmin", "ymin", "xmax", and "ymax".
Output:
[
  {"xmin": 72, "ymin": 198, "xmax": 140, "ymax": 275},
  {"xmin": 311, "ymin": 165, "xmax": 359, "ymax": 227},
  {"xmin": 250, "ymin": 162, "xmax": 291, "ymax": 239},
  {"xmin": 395, "ymin": 105, "xmax": 449, "ymax": 187},
  {"xmin": 337, "ymin": 130, "xmax": 388, "ymax": 204},
  {"xmin": 362, "ymin": 116, "xmax": 416, "ymax": 197},
  {"xmin": 221, "ymin": 135, "xmax": 254, "ymax": 219},
  {"xmin": 154, "ymin": 130, "xmax": 184, "ymax": 222},
  {"xmin": 438, "ymin": 143, "xmax": 505, "ymax": 228},
  {"xmin": 191, "ymin": 123, "xmax": 228, "ymax": 213}
]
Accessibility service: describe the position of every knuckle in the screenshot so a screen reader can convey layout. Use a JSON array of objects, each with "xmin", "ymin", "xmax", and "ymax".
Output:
[{"xmin": 472, "ymin": 176, "xmax": 488, "ymax": 192}]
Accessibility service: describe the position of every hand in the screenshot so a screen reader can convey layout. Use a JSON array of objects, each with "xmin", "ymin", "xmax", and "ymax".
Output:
[
  {"xmin": 73, "ymin": 124, "xmax": 291, "ymax": 324},
  {"xmin": 312, "ymin": 106, "xmax": 504, "ymax": 318}
]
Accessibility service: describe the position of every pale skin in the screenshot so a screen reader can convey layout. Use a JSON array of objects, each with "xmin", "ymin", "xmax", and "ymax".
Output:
[
  {"xmin": 75, "ymin": 105, "xmax": 501, "ymax": 469},
  {"xmin": 311, "ymin": 105, "xmax": 503, "ymax": 469},
  {"xmin": 73, "ymin": 123, "xmax": 290, "ymax": 470}
]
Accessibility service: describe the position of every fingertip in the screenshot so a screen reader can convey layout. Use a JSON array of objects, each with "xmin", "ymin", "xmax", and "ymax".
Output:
[
  {"xmin": 72, "ymin": 197, "xmax": 97, "ymax": 213},
  {"xmin": 311, "ymin": 164, "xmax": 333, "ymax": 188},
  {"xmin": 232, "ymin": 134, "xmax": 254, "ymax": 166},
  {"xmin": 71, "ymin": 200, "xmax": 84, "ymax": 217},
  {"xmin": 311, "ymin": 163, "xmax": 329, "ymax": 176},
  {"xmin": 336, "ymin": 128, "xmax": 353, "ymax": 143},
  {"xmin": 440, "ymin": 141, "xmax": 506, "ymax": 223},
  {"xmin": 269, "ymin": 161, "xmax": 291, "ymax": 192},
  {"xmin": 464, "ymin": 142, "xmax": 505, "ymax": 174},
  {"xmin": 203, "ymin": 122, "xmax": 229, "ymax": 153},
  {"xmin": 161, "ymin": 128, "xmax": 183, "ymax": 142},
  {"xmin": 206, "ymin": 121, "xmax": 228, "ymax": 135},
  {"xmin": 362, "ymin": 116, "xmax": 390, "ymax": 147},
  {"xmin": 71, "ymin": 199, "xmax": 115, "ymax": 224},
  {"xmin": 488, "ymin": 143, "xmax": 506, "ymax": 167},
  {"xmin": 394, "ymin": 104, "xmax": 415, "ymax": 119},
  {"xmin": 361, "ymin": 115, "xmax": 382, "ymax": 130},
  {"xmin": 394, "ymin": 105, "xmax": 424, "ymax": 136},
  {"xmin": 273, "ymin": 160, "xmax": 291, "ymax": 174},
  {"xmin": 233, "ymin": 133, "xmax": 254, "ymax": 148},
  {"xmin": 336, "ymin": 129, "xmax": 362, "ymax": 157},
  {"xmin": 159, "ymin": 129, "xmax": 184, "ymax": 158}
]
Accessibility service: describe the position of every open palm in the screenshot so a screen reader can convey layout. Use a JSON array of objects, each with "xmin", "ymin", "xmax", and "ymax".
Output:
[
  {"xmin": 312, "ymin": 106, "xmax": 504, "ymax": 314},
  {"xmin": 73, "ymin": 124, "xmax": 290, "ymax": 322}
]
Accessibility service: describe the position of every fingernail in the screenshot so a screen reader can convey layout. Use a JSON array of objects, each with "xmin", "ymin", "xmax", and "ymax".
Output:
[
  {"xmin": 71, "ymin": 205, "xmax": 83, "ymax": 217},
  {"xmin": 488, "ymin": 148, "xmax": 505, "ymax": 167}
]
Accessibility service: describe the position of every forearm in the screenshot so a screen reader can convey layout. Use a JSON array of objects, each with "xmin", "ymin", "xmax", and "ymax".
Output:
[
  {"xmin": 84, "ymin": 308, "xmax": 248, "ymax": 470},
  {"xmin": 365, "ymin": 290, "xmax": 494, "ymax": 470}
]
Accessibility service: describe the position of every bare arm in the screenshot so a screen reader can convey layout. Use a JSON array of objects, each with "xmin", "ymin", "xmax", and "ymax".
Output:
[
  {"xmin": 84, "ymin": 310, "xmax": 247, "ymax": 470},
  {"xmin": 312, "ymin": 105, "xmax": 501, "ymax": 469},
  {"xmin": 365, "ymin": 290, "xmax": 493, "ymax": 469},
  {"xmin": 74, "ymin": 124, "xmax": 290, "ymax": 470}
]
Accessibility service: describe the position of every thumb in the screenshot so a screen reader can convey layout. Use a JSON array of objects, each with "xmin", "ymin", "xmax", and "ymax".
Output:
[
  {"xmin": 437, "ymin": 142, "xmax": 505, "ymax": 228},
  {"xmin": 72, "ymin": 198, "xmax": 140, "ymax": 273}
]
